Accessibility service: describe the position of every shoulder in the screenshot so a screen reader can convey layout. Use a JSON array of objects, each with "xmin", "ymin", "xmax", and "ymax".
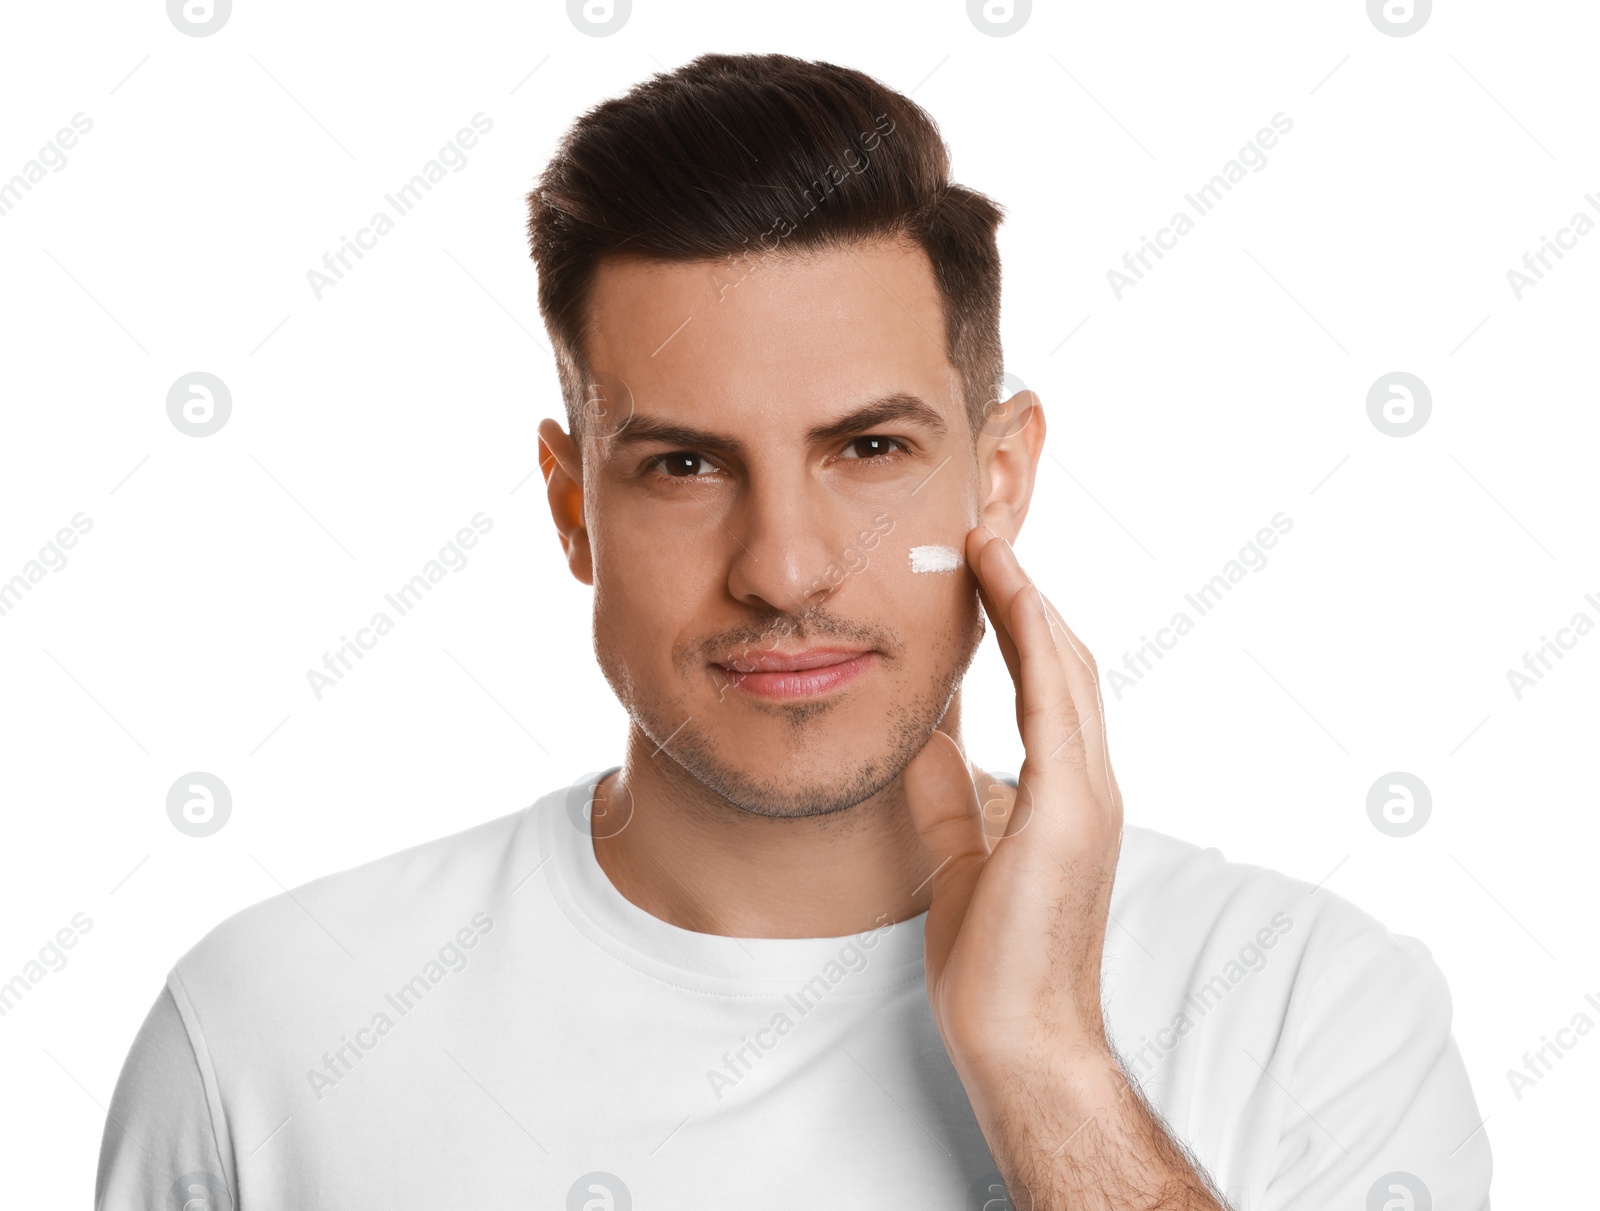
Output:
[
  {"xmin": 1105, "ymin": 821, "xmax": 1458, "ymax": 1073},
  {"xmin": 170, "ymin": 801, "xmax": 544, "ymax": 1003},
  {"xmin": 1111, "ymin": 822, "xmax": 1440, "ymax": 984},
  {"xmin": 1105, "ymin": 825, "xmax": 1488, "ymax": 1204}
]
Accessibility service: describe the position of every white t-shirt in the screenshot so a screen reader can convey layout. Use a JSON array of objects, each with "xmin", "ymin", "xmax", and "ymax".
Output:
[{"xmin": 96, "ymin": 769, "xmax": 1491, "ymax": 1210}]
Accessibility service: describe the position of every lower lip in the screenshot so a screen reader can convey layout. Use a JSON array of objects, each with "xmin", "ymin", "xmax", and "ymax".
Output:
[{"xmin": 718, "ymin": 653, "xmax": 877, "ymax": 700}]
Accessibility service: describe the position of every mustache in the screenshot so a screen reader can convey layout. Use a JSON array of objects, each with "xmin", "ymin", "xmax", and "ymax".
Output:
[{"xmin": 693, "ymin": 606, "xmax": 895, "ymax": 664}]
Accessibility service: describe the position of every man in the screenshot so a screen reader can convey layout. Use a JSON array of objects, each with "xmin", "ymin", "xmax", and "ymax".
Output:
[{"xmin": 98, "ymin": 54, "xmax": 1490, "ymax": 1210}]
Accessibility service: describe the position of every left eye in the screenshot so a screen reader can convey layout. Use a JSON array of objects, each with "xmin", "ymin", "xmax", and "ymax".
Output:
[
  {"xmin": 841, "ymin": 436, "xmax": 904, "ymax": 459},
  {"xmin": 652, "ymin": 452, "xmax": 717, "ymax": 478}
]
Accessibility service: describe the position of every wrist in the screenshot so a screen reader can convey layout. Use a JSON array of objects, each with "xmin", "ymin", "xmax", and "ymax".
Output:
[{"xmin": 953, "ymin": 1027, "xmax": 1123, "ymax": 1117}]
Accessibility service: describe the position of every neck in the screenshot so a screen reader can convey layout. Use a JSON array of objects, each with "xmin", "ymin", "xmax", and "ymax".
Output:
[{"xmin": 590, "ymin": 697, "xmax": 972, "ymax": 940}]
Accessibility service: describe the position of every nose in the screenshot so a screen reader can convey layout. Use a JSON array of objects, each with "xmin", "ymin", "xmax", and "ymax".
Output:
[{"xmin": 724, "ymin": 473, "xmax": 851, "ymax": 616}]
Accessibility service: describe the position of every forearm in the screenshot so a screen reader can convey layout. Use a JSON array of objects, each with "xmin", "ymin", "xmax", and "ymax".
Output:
[{"xmin": 961, "ymin": 1041, "xmax": 1230, "ymax": 1211}]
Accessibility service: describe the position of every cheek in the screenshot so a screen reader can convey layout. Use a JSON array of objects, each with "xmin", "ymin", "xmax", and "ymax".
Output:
[
  {"xmin": 874, "ymin": 541, "xmax": 976, "ymax": 628},
  {"xmin": 591, "ymin": 525, "xmax": 680, "ymax": 642},
  {"xmin": 589, "ymin": 511, "xmax": 727, "ymax": 664}
]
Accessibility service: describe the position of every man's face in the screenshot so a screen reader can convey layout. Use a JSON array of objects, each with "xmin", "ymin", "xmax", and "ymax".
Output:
[{"xmin": 574, "ymin": 236, "xmax": 986, "ymax": 817}]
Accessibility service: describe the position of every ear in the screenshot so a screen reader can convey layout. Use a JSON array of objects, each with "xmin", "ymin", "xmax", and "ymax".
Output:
[
  {"xmin": 538, "ymin": 418, "xmax": 594, "ymax": 585},
  {"xmin": 975, "ymin": 390, "xmax": 1046, "ymax": 542}
]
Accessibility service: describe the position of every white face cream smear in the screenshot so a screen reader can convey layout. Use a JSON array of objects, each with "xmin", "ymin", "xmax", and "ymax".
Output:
[{"xmin": 909, "ymin": 545, "xmax": 962, "ymax": 574}]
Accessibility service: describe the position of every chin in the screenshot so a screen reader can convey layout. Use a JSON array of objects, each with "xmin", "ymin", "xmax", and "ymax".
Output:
[
  {"xmin": 659, "ymin": 687, "xmax": 948, "ymax": 819},
  {"xmin": 668, "ymin": 736, "xmax": 904, "ymax": 818}
]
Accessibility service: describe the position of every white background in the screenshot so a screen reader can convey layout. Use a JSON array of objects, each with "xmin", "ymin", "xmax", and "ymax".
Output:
[{"xmin": 1, "ymin": 1, "xmax": 1595, "ymax": 1204}]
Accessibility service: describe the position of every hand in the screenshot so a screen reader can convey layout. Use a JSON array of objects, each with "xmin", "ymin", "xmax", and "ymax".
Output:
[{"xmin": 902, "ymin": 525, "xmax": 1124, "ymax": 1079}]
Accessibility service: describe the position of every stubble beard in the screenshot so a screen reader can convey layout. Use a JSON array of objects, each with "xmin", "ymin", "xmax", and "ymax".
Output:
[{"xmin": 599, "ymin": 606, "xmax": 985, "ymax": 820}]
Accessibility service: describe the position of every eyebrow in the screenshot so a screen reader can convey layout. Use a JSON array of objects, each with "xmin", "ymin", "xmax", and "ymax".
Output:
[{"xmin": 604, "ymin": 391, "xmax": 950, "ymax": 455}]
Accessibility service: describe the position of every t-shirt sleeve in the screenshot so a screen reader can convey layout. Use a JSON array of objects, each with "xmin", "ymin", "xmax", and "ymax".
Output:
[
  {"xmin": 1260, "ymin": 929, "xmax": 1492, "ymax": 1211},
  {"xmin": 95, "ymin": 978, "xmax": 237, "ymax": 1211}
]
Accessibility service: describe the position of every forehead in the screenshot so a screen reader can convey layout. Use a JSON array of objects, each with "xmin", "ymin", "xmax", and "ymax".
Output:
[{"xmin": 583, "ymin": 236, "xmax": 961, "ymax": 433}]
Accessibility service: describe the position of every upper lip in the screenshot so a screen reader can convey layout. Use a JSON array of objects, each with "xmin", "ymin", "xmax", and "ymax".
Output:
[{"xmin": 715, "ymin": 646, "xmax": 873, "ymax": 674}]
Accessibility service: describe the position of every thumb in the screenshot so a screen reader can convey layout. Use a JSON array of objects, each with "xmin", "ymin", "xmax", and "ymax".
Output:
[{"xmin": 902, "ymin": 730, "xmax": 988, "ymax": 956}]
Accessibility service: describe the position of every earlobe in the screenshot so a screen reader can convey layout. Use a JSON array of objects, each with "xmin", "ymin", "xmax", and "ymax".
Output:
[
  {"xmin": 537, "ymin": 418, "xmax": 594, "ymax": 585},
  {"xmin": 977, "ymin": 390, "xmax": 1046, "ymax": 543}
]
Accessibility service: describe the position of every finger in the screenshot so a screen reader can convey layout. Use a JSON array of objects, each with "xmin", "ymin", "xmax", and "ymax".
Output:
[
  {"xmin": 967, "ymin": 530, "xmax": 1123, "ymax": 851},
  {"xmin": 1005, "ymin": 584, "xmax": 1129, "ymax": 882},
  {"xmin": 970, "ymin": 534, "xmax": 1087, "ymax": 777},
  {"xmin": 1030, "ymin": 595, "xmax": 1120, "ymax": 812},
  {"xmin": 966, "ymin": 526, "xmax": 1019, "ymax": 685},
  {"xmin": 1032, "ymin": 591, "xmax": 1120, "ymax": 820},
  {"xmin": 972, "ymin": 531, "xmax": 1109, "ymax": 788},
  {"xmin": 1006, "ymin": 578, "xmax": 1091, "ymax": 780},
  {"xmin": 901, "ymin": 730, "xmax": 989, "ymax": 960}
]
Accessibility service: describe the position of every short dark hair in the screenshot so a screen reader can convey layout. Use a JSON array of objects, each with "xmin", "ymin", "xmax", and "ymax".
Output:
[{"xmin": 526, "ymin": 52, "xmax": 1006, "ymax": 440}]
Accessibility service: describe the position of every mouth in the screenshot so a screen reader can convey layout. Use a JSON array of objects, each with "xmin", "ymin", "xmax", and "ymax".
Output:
[{"xmin": 713, "ymin": 646, "xmax": 878, "ymax": 700}]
